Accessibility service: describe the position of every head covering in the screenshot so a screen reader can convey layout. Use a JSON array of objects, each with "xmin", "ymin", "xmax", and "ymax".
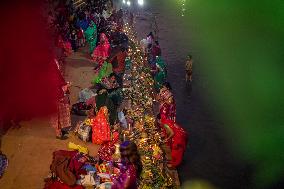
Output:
[
  {"xmin": 100, "ymin": 33, "xmax": 109, "ymax": 44},
  {"xmin": 92, "ymin": 33, "xmax": 110, "ymax": 65},
  {"xmin": 120, "ymin": 141, "xmax": 131, "ymax": 151},
  {"xmin": 119, "ymin": 141, "xmax": 138, "ymax": 158},
  {"xmin": 84, "ymin": 21, "xmax": 97, "ymax": 53},
  {"xmin": 160, "ymin": 87, "xmax": 173, "ymax": 102}
]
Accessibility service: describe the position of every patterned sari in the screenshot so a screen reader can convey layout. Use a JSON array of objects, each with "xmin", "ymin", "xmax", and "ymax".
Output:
[
  {"xmin": 91, "ymin": 106, "xmax": 111, "ymax": 145},
  {"xmin": 49, "ymin": 59, "xmax": 71, "ymax": 136},
  {"xmin": 50, "ymin": 99, "xmax": 71, "ymax": 136}
]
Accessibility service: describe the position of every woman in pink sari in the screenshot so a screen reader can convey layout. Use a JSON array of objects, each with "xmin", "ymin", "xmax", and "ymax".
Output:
[
  {"xmin": 91, "ymin": 106, "xmax": 111, "ymax": 145},
  {"xmin": 92, "ymin": 33, "xmax": 110, "ymax": 67},
  {"xmin": 111, "ymin": 141, "xmax": 142, "ymax": 189}
]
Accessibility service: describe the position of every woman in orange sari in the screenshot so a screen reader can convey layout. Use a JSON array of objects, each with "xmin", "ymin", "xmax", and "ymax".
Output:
[
  {"xmin": 91, "ymin": 106, "xmax": 111, "ymax": 145},
  {"xmin": 92, "ymin": 33, "xmax": 110, "ymax": 67}
]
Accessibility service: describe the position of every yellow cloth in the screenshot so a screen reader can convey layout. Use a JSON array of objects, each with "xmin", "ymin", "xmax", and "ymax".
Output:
[
  {"xmin": 84, "ymin": 118, "xmax": 94, "ymax": 126},
  {"xmin": 68, "ymin": 142, "xmax": 89, "ymax": 154}
]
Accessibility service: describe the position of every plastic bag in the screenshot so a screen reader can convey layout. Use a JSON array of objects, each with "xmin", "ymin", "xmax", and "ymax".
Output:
[{"xmin": 77, "ymin": 122, "xmax": 92, "ymax": 142}]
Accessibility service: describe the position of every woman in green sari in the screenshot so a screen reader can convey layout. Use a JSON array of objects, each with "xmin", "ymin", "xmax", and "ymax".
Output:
[
  {"xmin": 154, "ymin": 56, "xmax": 167, "ymax": 91},
  {"xmin": 84, "ymin": 21, "xmax": 97, "ymax": 54},
  {"xmin": 92, "ymin": 61, "xmax": 113, "ymax": 85},
  {"xmin": 95, "ymin": 88, "xmax": 117, "ymax": 126}
]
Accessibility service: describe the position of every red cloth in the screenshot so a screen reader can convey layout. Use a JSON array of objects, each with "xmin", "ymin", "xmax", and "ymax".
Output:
[
  {"xmin": 77, "ymin": 29, "xmax": 84, "ymax": 39},
  {"xmin": 57, "ymin": 36, "xmax": 65, "ymax": 49},
  {"xmin": 111, "ymin": 51, "xmax": 127, "ymax": 74},
  {"xmin": 0, "ymin": 4, "xmax": 65, "ymax": 121},
  {"xmin": 64, "ymin": 42, "xmax": 72, "ymax": 56},
  {"xmin": 92, "ymin": 107, "xmax": 111, "ymax": 144},
  {"xmin": 52, "ymin": 150, "xmax": 86, "ymax": 179},
  {"xmin": 51, "ymin": 150, "xmax": 78, "ymax": 186},
  {"xmin": 161, "ymin": 118, "xmax": 188, "ymax": 167},
  {"xmin": 44, "ymin": 181, "xmax": 84, "ymax": 189},
  {"xmin": 53, "ymin": 150, "xmax": 77, "ymax": 159},
  {"xmin": 92, "ymin": 33, "xmax": 110, "ymax": 65},
  {"xmin": 68, "ymin": 155, "xmax": 87, "ymax": 178},
  {"xmin": 98, "ymin": 131, "xmax": 120, "ymax": 161},
  {"xmin": 152, "ymin": 45, "xmax": 161, "ymax": 57},
  {"xmin": 160, "ymin": 101, "xmax": 176, "ymax": 122},
  {"xmin": 50, "ymin": 59, "xmax": 67, "ymax": 99}
]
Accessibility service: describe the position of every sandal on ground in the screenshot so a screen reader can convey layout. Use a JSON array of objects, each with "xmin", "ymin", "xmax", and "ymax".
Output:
[
  {"xmin": 61, "ymin": 130, "xmax": 69, "ymax": 136},
  {"xmin": 44, "ymin": 173, "xmax": 56, "ymax": 182},
  {"xmin": 56, "ymin": 135, "xmax": 68, "ymax": 140}
]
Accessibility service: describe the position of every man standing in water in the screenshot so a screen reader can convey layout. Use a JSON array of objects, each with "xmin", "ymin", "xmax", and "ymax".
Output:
[{"xmin": 185, "ymin": 55, "xmax": 193, "ymax": 82}]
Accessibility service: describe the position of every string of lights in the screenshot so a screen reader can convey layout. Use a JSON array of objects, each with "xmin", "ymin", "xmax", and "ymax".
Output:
[{"xmin": 121, "ymin": 22, "xmax": 177, "ymax": 188}]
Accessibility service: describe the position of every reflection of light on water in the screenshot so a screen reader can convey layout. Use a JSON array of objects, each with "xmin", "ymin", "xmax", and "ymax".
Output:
[
  {"xmin": 182, "ymin": 180, "xmax": 217, "ymax": 189},
  {"xmin": 181, "ymin": 0, "xmax": 186, "ymax": 17}
]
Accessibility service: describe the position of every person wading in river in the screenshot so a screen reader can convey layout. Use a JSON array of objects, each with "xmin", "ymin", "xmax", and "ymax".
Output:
[{"xmin": 185, "ymin": 54, "xmax": 193, "ymax": 82}]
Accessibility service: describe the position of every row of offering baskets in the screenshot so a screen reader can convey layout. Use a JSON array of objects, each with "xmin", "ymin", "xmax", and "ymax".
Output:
[
  {"xmin": 66, "ymin": 118, "xmax": 173, "ymax": 188},
  {"xmin": 74, "ymin": 155, "xmax": 122, "ymax": 189}
]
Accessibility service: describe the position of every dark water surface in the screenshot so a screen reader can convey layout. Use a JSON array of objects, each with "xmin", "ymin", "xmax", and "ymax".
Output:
[{"xmin": 132, "ymin": 2, "xmax": 253, "ymax": 189}]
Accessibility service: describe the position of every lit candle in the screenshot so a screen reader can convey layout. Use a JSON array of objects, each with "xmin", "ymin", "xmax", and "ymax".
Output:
[{"xmin": 123, "ymin": 133, "xmax": 126, "ymax": 141}]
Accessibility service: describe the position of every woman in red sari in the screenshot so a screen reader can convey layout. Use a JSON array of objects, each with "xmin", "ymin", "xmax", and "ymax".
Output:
[
  {"xmin": 91, "ymin": 106, "xmax": 111, "ymax": 145},
  {"xmin": 49, "ymin": 58, "xmax": 71, "ymax": 139},
  {"xmin": 157, "ymin": 114, "xmax": 188, "ymax": 168},
  {"xmin": 157, "ymin": 82, "xmax": 176, "ymax": 122},
  {"xmin": 160, "ymin": 96, "xmax": 176, "ymax": 122},
  {"xmin": 92, "ymin": 33, "xmax": 110, "ymax": 67},
  {"xmin": 56, "ymin": 35, "xmax": 72, "ymax": 56},
  {"xmin": 158, "ymin": 83, "xmax": 176, "ymax": 122}
]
